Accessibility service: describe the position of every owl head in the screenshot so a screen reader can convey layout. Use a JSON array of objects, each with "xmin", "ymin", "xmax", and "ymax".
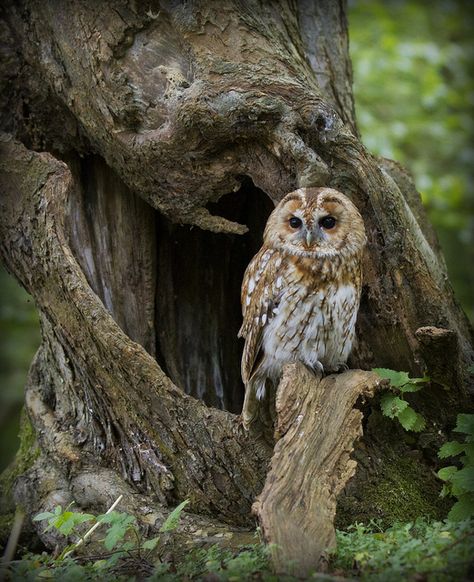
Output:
[{"xmin": 263, "ymin": 187, "xmax": 366, "ymax": 258}]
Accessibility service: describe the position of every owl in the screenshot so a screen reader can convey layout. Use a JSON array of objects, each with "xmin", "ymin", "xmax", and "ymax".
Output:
[{"xmin": 238, "ymin": 187, "xmax": 366, "ymax": 429}]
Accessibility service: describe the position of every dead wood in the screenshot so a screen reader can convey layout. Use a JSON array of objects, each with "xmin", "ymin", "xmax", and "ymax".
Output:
[{"xmin": 254, "ymin": 364, "xmax": 381, "ymax": 576}]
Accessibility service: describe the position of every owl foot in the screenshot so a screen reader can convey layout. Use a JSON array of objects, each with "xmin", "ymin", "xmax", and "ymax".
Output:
[
  {"xmin": 335, "ymin": 362, "xmax": 349, "ymax": 372},
  {"xmin": 303, "ymin": 361, "xmax": 324, "ymax": 377}
]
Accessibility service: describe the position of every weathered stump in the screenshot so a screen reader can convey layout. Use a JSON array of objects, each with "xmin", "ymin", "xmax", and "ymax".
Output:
[{"xmin": 254, "ymin": 364, "xmax": 381, "ymax": 576}]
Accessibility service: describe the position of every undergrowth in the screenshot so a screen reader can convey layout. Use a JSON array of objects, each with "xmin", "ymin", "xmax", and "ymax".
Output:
[
  {"xmin": 333, "ymin": 518, "xmax": 474, "ymax": 582},
  {"xmin": 2, "ymin": 508, "xmax": 473, "ymax": 581}
]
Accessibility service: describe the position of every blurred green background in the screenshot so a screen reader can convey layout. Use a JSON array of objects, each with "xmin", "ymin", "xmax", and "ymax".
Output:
[
  {"xmin": 349, "ymin": 0, "xmax": 474, "ymax": 317},
  {"xmin": 0, "ymin": 270, "xmax": 40, "ymax": 471},
  {"xmin": 0, "ymin": 0, "xmax": 473, "ymax": 471}
]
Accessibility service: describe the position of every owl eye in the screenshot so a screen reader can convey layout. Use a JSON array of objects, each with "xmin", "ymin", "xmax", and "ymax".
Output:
[
  {"xmin": 289, "ymin": 216, "xmax": 302, "ymax": 229},
  {"xmin": 319, "ymin": 216, "xmax": 336, "ymax": 229}
]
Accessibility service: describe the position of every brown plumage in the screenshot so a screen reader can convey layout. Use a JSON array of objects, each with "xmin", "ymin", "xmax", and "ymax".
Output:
[{"xmin": 238, "ymin": 187, "xmax": 366, "ymax": 428}]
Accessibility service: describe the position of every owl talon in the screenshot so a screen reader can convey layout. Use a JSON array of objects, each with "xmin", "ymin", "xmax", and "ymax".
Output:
[{"xmin": 304, "ymin": 361, "xmax": 324, "ymax": 376}]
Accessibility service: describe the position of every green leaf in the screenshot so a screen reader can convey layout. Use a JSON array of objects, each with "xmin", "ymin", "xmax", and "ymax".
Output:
[
  {"xmin": 462, "ymin": 443, "xmax": 474, "ymax": 463},
  {"xmin": 97, "ymin": 510, "xmax": 136, "ymax": 526},
  {"xmin": 56, "ymin": 512, "xmax": 95, "ymax": 536},
  {"xmin": 410, "ymin": 376, "xmax": 430, "ymax": 384},
  {"xmin": 373, "ymin": 368, "xmax": 411, "ymax": 387},
  {"xmin": 447, "ymin": 494, "xmax": 474, "ymax": 521},
  {"xmin": 411, "ymin": 412, "xmax": 426, "ymax": 433},
  {"xmin": 397, "ymin": 406, "xmax": 418, "ymax": 430},
  {"xmin": 97, "ymin": 511, "xmax": 137, "ymax": 551},
  {"xmin": 52, "ymin": 512, "xmax": 74, "ymax": 535},
  {"xmin": 373, "ymin": 369, "xmax": 429, "ymax": 395},
  {"xmin": 398, "ymin": 382, "xmax": 423, "ymax": 393},
  {"xmin": 32, "ymin": 512, "xmax": 54, "ymax": 522},
  {"xmin": 454, "ymin": 414, "xmax": 474, "ymax": 437},
  {"xmin": 38, "ymin": 509, "xmax": 95, "ymax": 536},
  {"xmin": 437, "ymin": 466, "xmax": 458, "ymax": 481},
  {"xmin": 438, "ymin": 441, "xmax": 467, "ymax": 459},
  {"xmin": 380, "ymin": 393, "xmax": 408, "ymax": 419},
  {"xmin": 160, "ymin": 499, "xmax": 190, "ymax": 533},
  {"xmin": 450, "ymin": 467, "xmax": 474, "ymax": 492},
  {"xmin": 142, "ymin": 535, "xmax": 161, "ymax": 550},
  {"xmin": 440, "ymin": 483, "xmax": 451, "ymax": 498}
]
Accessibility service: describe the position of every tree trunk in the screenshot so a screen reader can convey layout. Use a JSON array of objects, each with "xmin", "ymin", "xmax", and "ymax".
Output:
[{"xmin": 1, "ymin": 0, "xmax": 473, "ymax": 569}]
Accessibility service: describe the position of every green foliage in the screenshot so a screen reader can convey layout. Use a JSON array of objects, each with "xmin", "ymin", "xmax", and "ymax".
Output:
[
  {"xmin": 10, "ymin": 499, "xmax": 191, "ymax": 580},
  {"xmin": 170, "ymin": 542, "xmax": 272, "ymax": 582},
  {"xmin": 33, "ymin": 505, "xmax": 95, "ymax": 536},
  {"xmin": 0, "ymin": 267, "xmax": 41, "ymax": 471},
  {"xmin": 349, "ymin": 0, "xmax": 474, "ymax": 321},
  {"xmin": 332, "ymin": 517, "xmax": 474, "ymax": 581},
  {"xmin": 373, "ymin": 368, "xmax": 428, "ymax": 431},
  {"xmin": 454, "ymin": 413, "xmax": 474, "ymax": 435},
  {"xmin": 96, "ymin": 511, "xmax": 137, "ymax": 551},
  {"xmin": 158, "ymin": 499, "xmax": 189, "ymax": 533},
  {"xmin": 6, "ymin": 502, "xmax": 276, "ymax": 582},
  {"xmin": 8, "ymin": 507, "xmax": 474, "ymax": 581},
  {"xmin": 437, "ymin": 413, "xmax": 474, "ymax": 521}
]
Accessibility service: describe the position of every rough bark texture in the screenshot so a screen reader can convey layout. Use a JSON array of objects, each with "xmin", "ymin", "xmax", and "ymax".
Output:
[
  {"xmin": 0, "ymin": 0, "xmax": 473, "ymax": 570},
  {"xmin": 0, "ymin": 135, "xmax": 268, "ymax": 527},
  {"xmin": 2, "ymin": 0, "xmax": 471, "ymax": 386},
  {"xmin": 254, "ymin": 364, "xmax": 382, "ymax": 576}
]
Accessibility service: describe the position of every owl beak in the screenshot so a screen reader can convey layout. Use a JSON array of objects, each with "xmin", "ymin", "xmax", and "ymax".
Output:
[{"xmin": 306, "ymin": 231, "xmax": 314, "ymax": 247}]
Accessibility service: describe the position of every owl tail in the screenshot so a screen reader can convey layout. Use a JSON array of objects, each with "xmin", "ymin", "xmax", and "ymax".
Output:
[
  {"xmin": 242, "ymin": 379, "xmax": 261, "ymax": 428},
  {"xmin": 242, "ymin": 376, "xmax": 276, "ymax": 439}
]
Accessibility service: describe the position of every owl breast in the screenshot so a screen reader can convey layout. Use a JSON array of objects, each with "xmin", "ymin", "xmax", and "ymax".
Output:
[{"xmin": 260, "ymin": 280, "xmax": 358, "ymax": 389}]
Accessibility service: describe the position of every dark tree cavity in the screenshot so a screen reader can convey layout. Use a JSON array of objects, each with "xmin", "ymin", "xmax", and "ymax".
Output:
[{"xmin": 0, "ymin": 0, "xmax": 472, "ymax": 574}]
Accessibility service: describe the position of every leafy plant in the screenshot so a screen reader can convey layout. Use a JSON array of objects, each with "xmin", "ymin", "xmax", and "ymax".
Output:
[
  {"xmin": 6, "ymin": 516, "xmax": 275, "ymax": 581},
  {"xmin": 373, "ymin": 368, "xmax": 429, "ymax": 431},
  {"xmin": 332, "ymin": 517, "xmax": 474, "ymax": 581},
  {"xmin": 438, "ymin": 413, "xmax": 474, "ymax": 521},
  {"xmin": 170, "ymin": 542, "xmax": 272, "ymax": 582},
  {"xmin": 15, "ymin": 497, "xmax": 191, "ymax": 579},
  {"xmin": 8, "ymin": 510, "xmax": 474, "ymax": 581},
  {"xmin": 32, "ymin": 504, "xmax": 95, "ymax": 536}
]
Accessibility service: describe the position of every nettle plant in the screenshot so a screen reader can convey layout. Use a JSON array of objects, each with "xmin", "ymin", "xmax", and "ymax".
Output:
[
  {"xmin": 12, "ymin": 500, "xmax": 273, "ymax": 581},
  {"xmin": 31, "ymin": 497, "xmax": 189, "ymax": 572},
  {"xmin": 373, "ymin": 368, "xmax": 429, "ymax": 432},
  {"xmin": 438, "ymin": 413, "xmax": 474, "ymax": 521},
  {"xmin": 374, "ymin": 367, "xmax": 474, "ymax": 521}
]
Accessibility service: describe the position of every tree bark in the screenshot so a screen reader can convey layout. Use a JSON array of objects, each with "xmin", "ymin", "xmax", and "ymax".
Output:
[
  {"xmin": 0, "ymin": 135, "xmax": 268, "ymax": 524},
  {"xmin": 1, "ymin": 0, "xmax": 473, "ymax": 567}
]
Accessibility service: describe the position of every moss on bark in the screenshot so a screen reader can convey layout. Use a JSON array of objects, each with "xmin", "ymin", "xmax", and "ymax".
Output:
[
  {"xmin": 0, "ymin": 410, "xmax": 39, "ymax": 544},
  {"xmin": 336, "ymin": 411, "xmax": 452, "ymax": 529},
  {"xmin": 0, "ymin": 411, "xmax": 39, "ymax": 500}
]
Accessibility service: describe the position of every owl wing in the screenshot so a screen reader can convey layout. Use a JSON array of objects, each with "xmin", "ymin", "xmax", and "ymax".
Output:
[{"xmin": 238, "ymin": 247, "xmax": 282, "ymax": 385}]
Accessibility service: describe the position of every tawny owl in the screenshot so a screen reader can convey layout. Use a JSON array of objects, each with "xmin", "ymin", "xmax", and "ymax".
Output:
[{"xmin": 238, "ymin": 187, "xmax": 366, "ymax": 428}]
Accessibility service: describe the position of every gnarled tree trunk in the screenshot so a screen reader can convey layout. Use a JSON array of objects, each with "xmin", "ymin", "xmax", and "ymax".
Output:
[{"xmin": 1, "ymin": 0, "xmax": 473, "ymax": 573}]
